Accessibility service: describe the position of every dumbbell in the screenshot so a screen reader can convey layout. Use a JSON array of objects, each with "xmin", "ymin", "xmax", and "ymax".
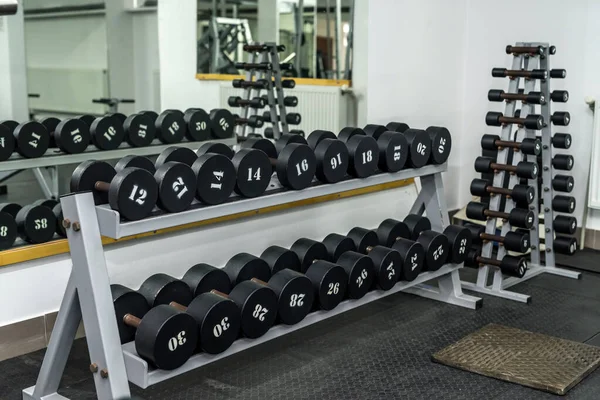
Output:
[
  {"xmin": 464, "ymin": 248, "xmax": 527, "ymax": 278},
  {"xmin": 552, "ymin": 215, "xmax": 578, "ymax": 235},
  {"xmin": 110, "ymin": 284, "xmax": 198, "ymax": 370},
  {"xmin": 549, "ymin": 133, "xmax": 571, "ymax": 149},
  {"xmin": 261, "ymin": 245, "xmax": 348, "ymax": 311},
  {"xmin": 491, "ymin": 68, "xmax": 548, "ymax": 80},
  {"xmin": 383, "ymin": 124, "xmax": 434, "ymax": 168},
  {"xmin": 486, "ymin": 112, "xmax": 544, "ymax": 130},
  {"xmin": 3, "ymin": 120, "xmax": 51, "ymax": 158},
  {"xmin": 466, "ymin": 201, "xmax": 534, "ymax": 229},
  {"xmin": 71, "ymin": 160, "xmax": 158, "ymax": 221},
  {"xmin": 551, "ymin": 90, "xmax": 569, "ymax": 103},
  {"xmin": 360, "ymin": 124, "xmax": 409, "ymax": 172},
  {"xmin": 232, "ymin": 79, "xmax": 269, "ymax": 89},
  {"xmin": 0, "ymin": 121, "xmax": 16, "ymax": 161},
  {"xmin": 52, "ymin": 203, "xmax": 67, "ymax": 238},
  {"xmin": 153, "ymin": 109, "xmax": 187, "ymax": 144},
  {"xmin": 233, "ymin": 114, "xmax": 264, "ymax": 128},
  {"xmin": 48, "ymin": 118, "xmax": 91, "ymax": 154},
  {"xmin": 234, "ymin": 62, "xmax": 272, "ymax": 70},
  {"xmin": 261, "ymin": 94, "xmax": 298, "ymax": 107},
  {"xmin": 208, "ymin": 109, "xmax": 235, "ymax": 139},
  {"xmin": 474, "ymin": 157, "xmax": 538, "ymax": 179},
  {"xmin": 196, "ymin": 143, "xmax": 271, "ymax": 198},
  {"xmin": 465, "ymin": 224, "xmax": 530, "ymax": 253},
  {"xmin": 181, "ymin": 108, "xmax": 213, "ymax": 141},
  {"xmin": 228, "ymin": 96, "xmax": 266, "ymax": 109},
  {"xmin": 243, "ymin": 43, "xmax": 286, "ymax": 52},
  {"xmin": 552, "ymin": 236, "xmax": 578, "ymax": 255},
  {"xmin": 241, "ymin": 135, "xmax": 316, "ymax": 190},
  {"xmin": 123, "ymin": 113, "xmax": 156, "ymax": 147},
  {"xmin": 550, "ymin": 175, "xmax": 574, "ymax": 193},
  {"xmin": 305, "ymin": 130, "xmax": 349, "ymax": 183},
  {"xmin": 550, "ymin": 195, "xmax": 576, "ymax": 213},
  {"xmin": 89, "ymin": 115, "xmax": 126, "ymax": 150},
  {"xmin": 551, "ymin": 112, "xmax": 570, "ymax": 126},
  {"xmin": 282, "ymin": 79, "xmax": 296, "ymax": 89},
  {"xmin": 488, "ymin": 89, "xmax": 546, "ymax": 105},
  {"xmin": 262, "ymin": 111, "xmax": 302, "ymax": 125},
  {"xmin": 322, "ymin": 230, "xmax": 400, "ymax": 289},
  {"xmin": 224, "ymin": 253, "xmax": 306, "ymax": 333},
  {"xmin": 480, "ymin": 135, "xmax": 541, "ymax": 156},
  {"xmin": 291, "ymin": 238, "xmax": 374, "ymax": 300},
  {"xmin": 551, "ymin": 154, "xmax": 574, "ymax": 171},
  {"xmin": 264, "ymin": 128, "xmax": 305, "ymax": 138},
  {"xmin": 470, "ymin": 179, "xmax": 535, "ymax": 206},
  {"xmin": 336, "ymin": 127, "xmax": 379, "ymax": 178},
  {"xmin": 138, "ymin": 273, "xmax": 241, "ymax": 354},
  {"xmin": 8, "ymin": 202, "xmax": 56, "ymax": 244},
  {"xmin": 505, "ymin": 45, "xmax": 545, "ymax": 56},
  {"xmin": 0, "ymin": 203, "xmax": 18, "ymax": 250}
]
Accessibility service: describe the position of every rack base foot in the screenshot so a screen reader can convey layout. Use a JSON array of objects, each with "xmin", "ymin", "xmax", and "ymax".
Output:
[
  {"xmin": 23, "ymin": 387, "xmax": 68, "ymax": 400},
  {"xmin": 461, "ymin": 282, "xmax": 531, "ymax": 303},
  {"xmin": 404, "ymin": 283, "xmax": 482, "ymax": 309}
]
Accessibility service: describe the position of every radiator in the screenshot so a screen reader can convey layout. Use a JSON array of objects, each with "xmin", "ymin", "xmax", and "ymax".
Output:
[{"xmin": 219, "ymin": 83, "xmax": 352, "ymax": 135}]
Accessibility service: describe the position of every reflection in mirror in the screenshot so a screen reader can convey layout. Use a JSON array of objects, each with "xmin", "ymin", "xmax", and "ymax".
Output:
[{"xmin": 196, "ymin": 0, "xmax": 354, "ymax": 79}]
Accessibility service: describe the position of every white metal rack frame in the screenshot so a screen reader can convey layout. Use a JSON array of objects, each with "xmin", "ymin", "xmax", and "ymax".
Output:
[
  {"xmin": 461, "ymin": 42, "xmax": 580, "ymax": 303},
  {"xmin": 23, "ymin": 163, "xmax": 481, "ymax": 400}
]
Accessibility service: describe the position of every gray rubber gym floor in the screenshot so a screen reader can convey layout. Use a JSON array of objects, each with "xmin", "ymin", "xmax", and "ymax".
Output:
[{"xmin": 3, "ymin": 265, "xmax": 600, "ymax": 399}]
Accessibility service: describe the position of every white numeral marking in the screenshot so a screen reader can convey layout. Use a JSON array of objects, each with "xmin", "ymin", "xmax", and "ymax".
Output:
[
  {"xmin": 128, "ymin": 185, "xmax": 148, "ymax": 205},
  {"xmin": 361, "ymin": 150, "xmax": 373, "ymax": 164},
  {"xmin": 248, "ymin": 167, "xmax": 261, "ymax": 181},
  {"xmin": 34, "ymin": 218, "xmax": 48, "ymax": 230},
  {"xmin": 289, "ymin": 293, "xmax": 305, "ymax": 307},
  {"xmin": 295, "ymin": 159, "xmax": 309, "ymax": 176},
  {"xmin": 327, "ymin": 282, "xmax": 340, "ymax": 295},
  {"xmin": 213, "ymin": 317, "xmax": 230, "ymax": 337},
  {"xmin": 167, "ymin": 330, "xmax": 187, "ymax": 351},
  {"xmin": 252, "ymin": 304, "xmax": 268, "ymax": 321}
]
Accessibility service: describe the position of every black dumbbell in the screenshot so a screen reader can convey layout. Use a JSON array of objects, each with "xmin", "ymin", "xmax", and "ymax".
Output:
[
  {"xmin": 550, "ymin": 175, "xmax": 574, "ymax": 193},
  {"xmin": 233, "ymin": 114, "xmax": 264, "ymax": 128},
  {"xmin": 466, "ymin": 224, "xmax": 530, "ymax": 253},
  {"xmin": 470, "ymin": 179, "xmax": 535, "ymax": 206},
  {"xmin": 232, "ymin": 79, "xmax": 269, "ymax": 89},
  {"xmin": 486, "ymin": 111, "xmax": 544, "ymax": 130},
  {"xmin": 0, "ymin": 203, "xmax": 18, "ymax": 250},
  {"xmin": 241, "ymin": 135, "xmax": 316, "ymax": 190},
  {"xmin": 384, "ymin": 124, "xmax": 434, "ymax": 168},
  {"xmin": 551, "ymin": 90, "xmax": 569, "ymax": 103},
  {"xmin": 425, "ymin": 126, "xmax": 452, "ymax": 165},
  {"xmin": 551, "ymin": 112, "xmax": 570, "ymax": 126},
  {"xmin": 261, "ymin": 245, "xmax": 348, "ymax": 311},
  {"xmin": 180, "ymin": 108, "xmax": 211, "ymax": 141},
  {"xmin": 39, "ymin": 117, "xmax": 59, "ymax": 148},
  {"xmin": 553, "ymin": 236, "xmax": 577, "ymax": 255},
  {"xmin": 361, "ymin": 124, "xmax": 409, "ymax": 172},
  {"xmin": 71, "ymin": 161, "xmax": 158, "ymax": 221},
  {"xmin": 10, "ymin": 121, "xmax": 51, "ymax": 158},
  {"xmin": 323, "ymin": 230, "xmax": 400, "ymax": 290},
  {"xmin": 234, "ymin": 62, "xmax": 272, "ymax": 70},
  {"xmin": 550, "ymin": 69, "xmax": 566, "ymax": 78},
  {"xmin": 262, "ymin": 111, "xmax": 302, "ymax": 125},
  {"xmin": 491, "ymin": 68, "xmax": 548, "ymax": 80},
  {"xmin": 265, "ymin": 128, "xmax": 305, "ymax": 138},
  {"xmin": 89, "ymin": 115, "xmax": 125, "ymax": 150},
  {"xmin": 50, "ymin": 118, "xmax": 91, "ymax": 154},
  {"xmin": 481, "ymin": 135, "xmax": 541, "ymax": 156},
  {"xmin": 336, "ymin": 127, "xmax": 379, "ymax": 177},
  {"xmin": 154, "ymin": 110, "xmax": 186, "ymax": 144},
  {"xmin": 123, "ymin": 113, "xmax": 156, "ymax": 147},
  {"xmin": 282, "ymin": 79, "xmax": 296, "ymax": 89},
  {"xmin": 243, "ymin": 43, "xmax": 286, "ymax": 52},
  {"xmin": 466, "ymin": 201, "xmax": 534, "ymax": 229},
  {"xmin": 305, "ymin": 130, "xmax": 349, "ymax": 183},
  {"xmin": 261, "ymin": 95, "xmax": 298, "ymax": 107},
  {"xmin": 505, "ymin": 45, "xmax": 545, "ymax": 56},
  {"xmin": 551, "ymin": 195, "xmax": 576, "ymax": 213},
  {"xmin": 139, "ymin": 272, "xmax": 241, "ymax": 354},
  {"xmin": 196, "ymin": 143, "xmax": 271, "ymax": 199},
  {"xmin": 553, "ymin": 215, "xmax": 577, "ymax": 235},
  {"xmin": 228, "ymin": 96, "xmax": 266, "ymax": 109},
  {"xmin": 551, "ymin": 154, "xmax": 574, "ymax": 171},
  {"xmin": 488, "ymin": 89, "xmax": 546, "ymax": 105},
  {"xmin": 291, "ymin": 238, "xmax": 374, "ymax": 300},
  {"xmin": 549, "ymin": 133, "xmax": 571, "ymax": 149},
  {"xmin": 12, "ymin": 203, "xmax": 56, "ymax": 244},
  {"xmin": 474, "ymin": 156, "xmax": 538, "ymax": 179},
  {"xmin": 110, "ymin": 284, "xmax": 198, "ymax": 370},
  {"xmin": 208, "ymin": 109, "xmax": 235, "ymax": 139},
  {"xmin": 464, "ymin": 248, "xmax": 527, "ymax": 278},
  {"xmin": 0, "ymin": 121, "xmax": 16, "ymax": 161}
]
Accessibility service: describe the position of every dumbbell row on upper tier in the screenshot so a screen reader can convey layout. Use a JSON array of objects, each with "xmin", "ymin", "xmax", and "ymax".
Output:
[
  {"xmin": 108, "ymin": 215, "xmax": 472, "ymax": 370},
  {"xmin": 0, "ymin": 108, "xmax": 236, "ymax": 161}
]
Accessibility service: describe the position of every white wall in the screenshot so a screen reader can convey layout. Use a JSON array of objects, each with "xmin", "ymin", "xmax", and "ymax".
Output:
[{"xmin": 0, "ymin": 186, "xmax": 416, "ymax": 326}]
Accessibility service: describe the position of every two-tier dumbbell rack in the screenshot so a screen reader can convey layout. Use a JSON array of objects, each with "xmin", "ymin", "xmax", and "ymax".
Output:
[
  {"xmin": 461, "ymin": 42, "xmax": 580, "ymax": 303},
  {"xmin": 234, "ymin": 42, "xmax": 292, "ymax": 140},
  {"xmin": 22, "ymin": 162, "xmax": 480, "ymax": 400}
]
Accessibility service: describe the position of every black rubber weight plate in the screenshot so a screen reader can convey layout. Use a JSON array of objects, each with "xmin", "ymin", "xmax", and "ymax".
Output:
[
  {"xmin": 116, "ymin": 155, "xmax": 156, "ymax": 174},
  {"xmin": 276, "ymin": 144, "xmax": 316, "ymax": 190},
  {"xmin": 196, "ymin": 142, "xmax": 235, "ymax": 159},
  {"xmin": 314, "ymin": 139, "xmax": 349, "ymax": 183},
  {"xmin": 427, "ymin": 127, "xmax": 452, "ymax": 164},
  {"xmin": 71, "ymin": 160, "xmax": 117, "ymax": 205},
  {"xmin": 124, "ymin": 114, "xmax": 156, "ymax": 147},
  {"xmin": 156, "ymin": 112, "xmax": 186, "ymax": 144},
  {"xmin": 91, "ymin": 116, "xmax": 125, "ymax": 150},
  {"xmin": 192, "ymin": 154, "xmax": 236, "ymax": 205},
  {"xmin": 378, "ymin": 132, "xmax": 409, "ymax": 172},
  {"xmin": 0, "ymin": 211, "xmax": 17, "ymax": 250},
  {"xmin": 55, "ymin": 119, "xmax": 90, "ymax": 154},
  {"xmin": 232, "ymin": 149, "xmax": 272, "ymax": 198},
  {"xmin": 53, "ymin": 204, "xmax": 67, "ymax": 238},
  {"xmin": 15, "ymin": 204, "xmax": 56, "ymax": 244},
  {"xmin": 155, "ymin": 147, "xmax": 197, "ymax": 168},
  {"xmin": 184, "ymin": 109, "xmax": 211, "ymax": 141},
  {"xmin": 14, "ymin": 121, "xmax": 50, "ymax": 158},
  {"xmin": 346, "ymin": 135, "xmax": 379, "ymax": 178},
  {"xmin": 108, "ymin": 168, "xmax": 158, "ymax": 221},
  {"xmin": 155, "ymin": 162, "xmax": 197, "ymax": 213},
  {"xmin": 0, "ymin": 123, "xmax": 15, "ymax": 161},
  {"xmin": 210, "ymin": 109, "xmax": 235, "ymax": 139}
]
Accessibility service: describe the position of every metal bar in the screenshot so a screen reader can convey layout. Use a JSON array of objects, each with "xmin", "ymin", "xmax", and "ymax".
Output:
[
  {"xmin": 334, "ymin": 0, "xmax": 341, "ymax": 79},
  {"xmin": 325, "ymin": 0, "xmax": 332, "ymax": 78},
  {"xmin": 210, "ymin": 17, "xmax": 220, "ymax": 73},
  {"xmin": 294, "ymin": 1, "xmax": 304, "ymax": 74},
  {"xmin": 32, "ymin": 168, "xmax": 53, "ymax": 199},
  {"xmin": 122, "ymin": 261, "xmax": 473, "ymax": 388},
  {"xmin": 0, "ymin": 139, "xmax": 235, "ymax": 172},
  {"xmin": 269, "ymin": 45, "xmax": 289, "ymax": 137},
  {"xmin": 343, "ymin": 0, "xmax": 354, "ymax": 80},
  {"xmin": 97, "ymin": 163, "xmax": 447, "ymax": 239},
  {"xmin": 0, "ymin": 169, "xmax": 23, "ymax": 184}
]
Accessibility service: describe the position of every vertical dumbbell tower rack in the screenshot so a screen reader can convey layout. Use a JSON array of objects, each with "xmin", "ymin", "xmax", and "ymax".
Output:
[
  {"xmin": 461, "ymin": 43, "xmax": 580, "ymax": 303},
  {"xmin": 23, "ymin": 163, "xmax": 480, "ymax": 400},
  {"xmin": 235, "ymin": 43, "xmax": 292, "ymax": 140}
]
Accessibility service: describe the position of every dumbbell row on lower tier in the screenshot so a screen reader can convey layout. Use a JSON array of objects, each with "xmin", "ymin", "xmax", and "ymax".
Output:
[
  {"xmin": 0, "ymin": 108, "xmax": 235, "ymax": 161},
  {"xmin": 0, "ymin": 199, "xmax": 66, "ymax": 249}
]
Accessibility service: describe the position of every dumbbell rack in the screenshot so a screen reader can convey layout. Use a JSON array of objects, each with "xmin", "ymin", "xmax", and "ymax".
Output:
[
  {"xmin": 235, "ymin": 42, "xmax": 291, "ymax": 139},
  {"xmin": 461, "ymin": 42, "xmax": 580, "ymax": 303},
  {"xmin": 23, "ymin": 163, "xmax": 480, "ymax": 400}
]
